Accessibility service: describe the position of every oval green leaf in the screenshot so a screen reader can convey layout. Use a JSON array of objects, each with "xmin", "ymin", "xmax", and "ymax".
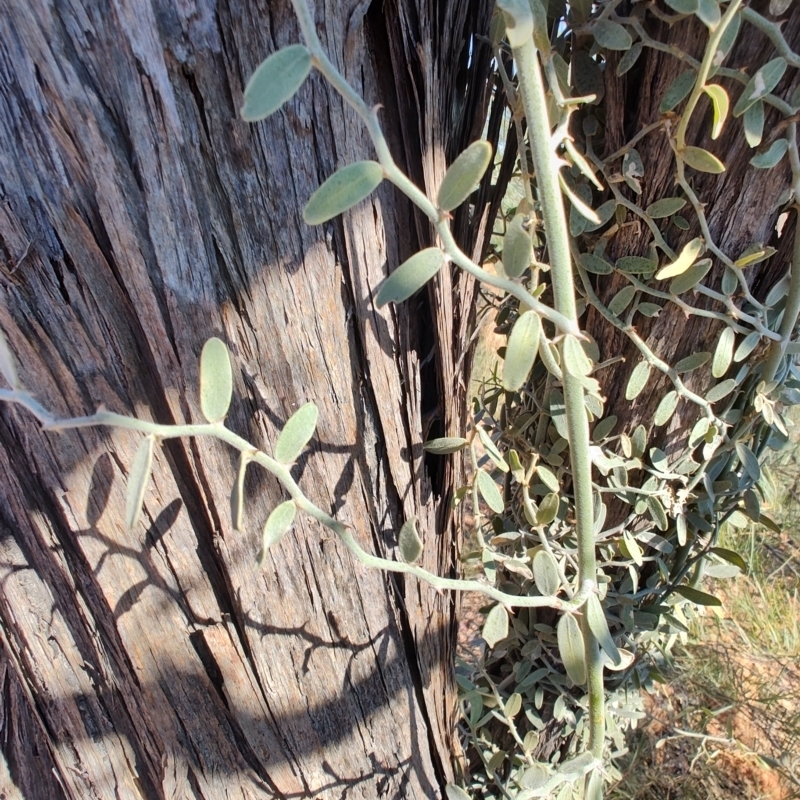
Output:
[
  {"xmin": 375, "ymin": 248, "xmax": 444, "ymax": 307},
  {"xmin": 733, "ymin": 57, "xmax": 787, "ymax": 117},
  {"xmin": 625, "ymin": 361, "xmax": 651, "ymax": 401},
  {"xmin": 482, "ymin": 603, "xmax": 509, "ymax": 648},
  {"xmin": 646, "ymin": 197, "xmax": 686, "ymax": 219},
  {"xmin": 231, "ymin": 453, "xmax": 250, "ymax": 531},
  {"xmin": 258, "ymin": 500, "xmax": 297, "ymax": 566},
  {"xmin": 750, "ymin": 139, "xmax": 789, "ymax": 170},
  {"xmin": 398, "ymin": 516, "xmax": 423, "ymax": 563},
  {"xmin": 126, "ymin": 435, "xmax": 156, "ymax": 530},
  {"xmin": 704, "ymin": 84, "xmax": 729, "ymax": 140},
  {"xmin": 562, "ymin": 334, "xmax": 592, "ymax": 377},
  {"xmin": 533, "ymin": 550, "xmax": 560, "ymax": 596},
  {"xmin": 664, "ymin": 0, "xmax": 698, "ymax": 11},
  {"xmin": 437, "ymin": 141, "xmax": 492, "ymax": 211},
  {"xmin": 682, "ymin": 146, "xmax": 725, "ymax": 173},
  {"xmin": 654, "ymin": 391, "xmax": 679, "ymax": 426},
  {"xmin": 669, "ymin": 257, "xmax": 712, "ymax": 295},
  {"xmin": 675, "ymin": 585, "xmax": 722, "ymax": 606},
  {"xmin": 608, "ymin": 285, "xmax": 637, "ymax": 316},
  {"xmin": 241, "ymin": 45, "xmax": 312, "ymax": 122},
  {"xmin": 579, "ymin": 252, "xmax": 614, "ymax": 275},
  {"xmin": 617, "ymin": 42, "xmax": 643, "ymax": 76},
  {"xmin": 659, "ymin": 70, "xmax": 696, "ymax": 113},
  {"xmin": 199, "ymin": 337, "xmax": 233, "ymax": 423},
  {"xmin": 557, "ymin": 613, "xmax": 587, "ymax": 685},
  {"xmin": 423, "ymin": 437, "xmax": 468, "ymax": 455},
  {"xmin": 592, "ymin": 19, "xmax": 632, "ymax": 50},
  {"xmin": 477, "ymin": 470, "xmax": 504, "ymax": 514},
  {"xmin": 734, "ymin": 331, "xmax": 760, "ymax": 362},
  {"xmin": 616, "ymin": 256, "xmax": 654, "ymax": 275},
  {"xmin": 743, "ymin": 100, "xmax": 764, "ymax": 147},
  {"xmin": 303, "ymin": 161, "xmax": 384, "ymax": 225},
  {"xmin": 502, "ymin": 311, "xmax": 541, "ymax": 392},
  {"xmin": 586, "ymin": 593, "xmax": 621, "ymax": 666},
  {"xmin": 274, "ymin": 402, "xmax": 319, "ymax": 464},
  {"xmin": 706, "ymin": 378, "xmax": 736, "ymax": 403},
  {"xmin": 656, "ymin": 237, "xmax": 704, "ymax": 280},
  {"xmin": 537, "ymin": 493, "xmax": 560, "ymax": 525},
  {"xmin": 503, "ymin": 214, "xmax": 532, "ymax": 278}
]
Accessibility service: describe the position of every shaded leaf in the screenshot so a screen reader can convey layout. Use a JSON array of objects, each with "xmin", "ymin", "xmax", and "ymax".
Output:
[
  {"xmin": 258, "ymin": 501, "xmax": 297, "ymax": 566},
  {"xmin": 735, "ymin": 442, "xmax": 761, "ymax": 482},
  {"xmin": 664, "ymin": 0, "xmax": 698, "ymax": 10},
  {"xmin": 654, "ymin": 391, "xmax": 678, "ymax": 426},
  {"xmin": 503, "ymin": 311, "xmax": 541, "ymax": 391},
  {"xmin": 241, "ymin": 45, "xmax": 312, "ymax": 121},
  {"xmin": 712, "ymin": 327, "xmax": 735, "ymax": 378},
  {"xmin": 710, "ymin": 546, "xmax": 747, "ymax": 572},
  {"xmin": 659, "ymin": 70, "xmax": 696, "ymax": 113},
  {"xmin": 398, "ymin": 516, "xmax": 423, "ymax": 563},
  {"xmin": 438, "ymin": 141, "xmax": 493, "ymax": 211},
  {"xmin": 750, "ymin": 139, "xmax": 789, "ymax": 169},
  {"xmin": 696, "ymin": 0, "xmax": 720, "ymax": 29},
  {"xmin": 734, "ymin": 331, "xmax": 760, "ymax": 362},
  {"xmin": 669, "ymin": 258, "xmax": 712, "ymax": 294},
  {"xmin": 646, "ymin": 197, "xmax": 686, "ymax": 219},
  {"xmin": 199, "ymin": 337, "xmax": 233, "ymax": 423},
  {"xmin": 536, "ymin": 464, "xmax": 560, "ymax": 493},
  {"xmin": 682, "ymin": 146, "xmax": 725, "ymax": 173},
  {"xmin": 743, "ymin": 100, "xmax": 765, "ymax": 147},
  {"xmin": 622, "ymin": 148, "xmax": 644, "ymax": 193},
  {"xmin": 675, "ymin": 585, "xmax": 722, "ymax": 606},
  {"xmin": 676, "ymin": 352, "xmax": 711, "ymax": 372},
  {"xmin": 593, "ymin": 19, "xmax": 632, "ymax": 50},
  {"xmin": 616, "ymin": 256, "xmax": 654, "ymax": 275},
  {"xmin": 304, "ymin": 161, "xmax": 384, "ymax": 224},
  {"xmin": 557, "ymin": 613, "xmax": 587, "ymax": 685},
  {"xmin": 609, "ymin": 285, "xmax": 637, "ymax": 316},
  {"xmin": 375, "ymin": 248, "xmax": 444, "ymax": 307},
  {"xmin": 735, "ymin": 243, "xmax": 776, "ymax": 267},
  {"xmin": 478, "ymin": 427, "xmax": 509, "ymax": 473},
  {"xmin": 617, "ymin": 42, "xmax": 643, "ymax": 76},
  {"xmin": 655, "ymin": 237, "xmax": 704, "ymax": 280},
  {"xmin": 126, "ymin": 435, "xmax": 156, "ymax": 530},
  {"xmin": 274, "ymin": 402, "xmax": 318, "ymax": 464},
  {"xmin": 579, "ymin": 252, "xmax": 614, "ymax": 275},
  {"xmin": 537, "ymin": 493, "xmax": 560, "ymax": 525}
]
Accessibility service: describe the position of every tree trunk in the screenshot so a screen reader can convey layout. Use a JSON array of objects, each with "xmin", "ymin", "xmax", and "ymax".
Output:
[{"xmin": 0, "ymin": 1, "xmax": 497, "ymax": 797}]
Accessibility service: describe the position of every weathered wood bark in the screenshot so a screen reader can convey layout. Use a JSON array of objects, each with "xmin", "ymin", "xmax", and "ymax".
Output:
[{"xmin": 0, "ymin": 1, "xmax": 497, "ymax": 797}]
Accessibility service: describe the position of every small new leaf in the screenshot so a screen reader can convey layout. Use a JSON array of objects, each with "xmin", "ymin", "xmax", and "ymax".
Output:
[
  {"xmin": 303, "ymin": 161, "xmax": 384, "ymax": 225},
  {"xmin": 199, "ymin": 337, "xmax": 233, "ymax": 423},
  {"xmin": 398, "ymin": 517, "xmax": 423, "ymax": 563},
  {"xmin": 437, "ymin": 141, "xmax": 493, "ymax": 211},
  {"xmin": 126, "ymin": 435, "xmax": 156, "ymax": 530},
  {"xmin": 375, "ymin": 248, "xmax": 444, "ymax": 307},
  {"xmin": 274, "ymin": 402, "xmax": 318, "ymax": 464},
  {"xmin": 258, "ymin": 501, "xmax": 297, "ymax": 566},
  {"xmin": 241, "ymin": 45, "xmax": 312, "ymax": 121}
]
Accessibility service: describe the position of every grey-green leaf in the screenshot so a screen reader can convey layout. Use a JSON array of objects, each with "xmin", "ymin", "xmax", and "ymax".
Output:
[
  {"xmin": 646, "ymin": 197, "xmax": 686, "ymax": 219},
  {"xmin": 375, "ymin": 248, "xmax": 444, "ymax": 307},
  {"xmin": 423, "ymin": 437, "xmax": 468, "ymax": 454},
  {"xmin": 733, "ymin": 57, "xmax": 787, "ymax": 117},
  {"xmin": 625, "ymin": 361, "xmax": 651, "ymax": 400},
  {"xmin": 735, "ymin": 442, "xmax": 761, "ymax": 482},
  {"xmin": 0, "ymin": 328, "xmax": 18, "ymax": 389},
  {"xmin": 616, "ymin": 256, "xmax": 655, "ymax": 275},
  {"xmin": 616, "ymin": 42, "xmax": 643, "ymax": 76},
  {"xmin": 241, "ymin": 45, "xmax": 312, "ymax": 121},
  {"xmin": 557, "ymin": 613, "xmax": 587, "ymax": 685},
  {"xmin": 579, "ymin": 252, "xmax": 614, "ymax": 275},
  {"xmin": 126, "ymin": 435, "xmax": 156, "ymax": 530},
  {"xmin": 437, "ymin": 141, "xmax": 493, "ymax": 211},
  {"xmin": 712, "ymin": 327, "xmax": 735, "ymax": 378},
  {"xmin": 706, "ymin": 378, "xmax": 736, "ymax": 403},
  {"xmin": 562, "ymin": 334, "xmax": 592, "ymax": 377},
  {"xmin": 445, "ymin": 786, "xmax": 472, "ymax": 800},
  {"xmin": 675, "ymin": 585, "xmax": 722, "ymax": 606},
  {"xmin": 664, "ymin": 0, "xmax": 698, "ymax": 11},
  {"xmin": 586, "ymin": 593, "xmax": 621, "ymax": 666},
  {"xmin": 537, "ymin": 493, "xmax": 560, "ymax": 525},
  {"xmin": 654, "ymin": 391, "xmax": 678, "ymax": 426},
  {"xmin": 503, "ymin": 214, "xmax": 533, "ymax": 278},
  {"xmin": 659, "ymin": 70, "xmax": 696, "ymax": 113},
  {"xmin": 750, "ymin": 139, "xmax": 789, "ymax": 170},
  {"xmin": 303, "ymin": 161, "xmax": 384, "ymax": 225},
  {"xmin": 682, "ymin": 146, "xmax": 725, "ymax": 173},
  {"xmin": 743, "ymin": 100, "xmax": 765, "ymax": 148},
  {"xmin": 482, "ymin": 604, "xmax": 509, "ymax": 648},
  {"xmin": 536, "ymin": 464, "xmax": 560, "ymax": 493},
  {"xmin": 669, "ymin": 258, "xmax": 712, "ymax": 295},
  {"xmin": 274, "ymin": 402, "xmax": 318, "ymax": 464},
  {"xmin": 533, "ymin": 550, "xmax": 560, "ymax": 596},
  {"xmin": 503, "ymin": 311, "xmax": 541, "ymax": 391},
  {"xmin": 199, "ymin": 337, "xmax": 233, "ymax": 423},
  {"xmin": 258, "ymin": 500, "xmax": 297, "ymax": 566},
  {"xmin": 609, "ymin": 285, "xmax": 637, "ymax": 316},
  {"xmin": 398, "ymin": 516, "xmax": 423, "ymax": 563},
  {"xmin": 592, "ymin": 19, "xmax": 632, "ymax": 50},
  {"xmin": 477, "ymin": 470, "xmax": 504, "ymax": 514}
]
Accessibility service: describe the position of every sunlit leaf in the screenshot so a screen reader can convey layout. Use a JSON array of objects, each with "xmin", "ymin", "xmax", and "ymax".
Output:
[
  {"xmin": 734, "ymin": 243, "xmax": 776, "ymax": 267},
  {"xmin": 712, "ymin": 327, "xmax": 735, "ymax": 378},
  {"xmin": 445, "ymin": 786, "xmax": 472, "ymax": 800},
  {"xmin": 240, "ymin": 45, "xmax": 312, "ymax": 121},
  {"xmin": 303, "ymin": 161, "xmax": 384, "ymax": 225},
  {"xmin": 477, "ymin": 470, "xmax": 504, "ymax": 514},
  {"xmin": 562, "ymin": 334, "xmax": 593, "ymax": 377},
  {"xmin": 126, "ymin": 435, "xmax": 155, "ymax": 530},
  {"xmin": 625, "ymin": 361, "xmax": 651, "ymax": 400},
  {"xmin": 437, "ymin": 140, "xmax": 493, "ymax": 211},
  {"xmin": 478, "ymin": 427, "xmax": 509, "ymax": 473},
  {"xmin": 375, "ymin": 248, "xmax": 444, "ymax": 307},
  {"xmin": 398, "ymin": 516, "xmax": 423, "ymax": 563},
  {"xmin": 608, "ymin": 285, "xmax": 636, "ymax": 317},
  {"xmin": 586, "ymin": 593, "xmax": 621, "ymax": 666},
  {"xmin": 656, "ymin": 237, "xmax": 704, "ymax": 280},
  {"xmin": 735, "ymin": 442, "xmax": 761, "ymax": 482},
  {"xmin": 503, "ymin": 311, "xmax": 541, "ymax": 391},
  {"xmin": 533, "ymin": 550, "xmax": 560, "ymax": 596},
  {"xmin": 257, "ymin": 500, "xmax": 296, "ymax": 566},
  {"xmin": 622, "ymin": 531, "xmax": 643, "ymax": 566},
  {"xmin": 557, "ymin": 613, "xmax": 587, "ymax": 685},
  {"xmin": 704, "ymin": 84, "xmax": 729, "ymax": 139},
  {"xmin": 423, "ymin": 437, "xmax": 468, "ymax": 454},
  {"xmin": 560, "ymin": 176, "xmax": 601, "ymax": 224},
  {"xmin": 482, "ymin": 603, "xmax": 509, "ymax": 648},
  {"xmin": 682, "ymin": 146, "xmax": 725, "ymax": 173},
  {"xmin": 274, "ymin": 402, "xmax": 318, "ymax": 464},
  {"xmin": 199, "ymin": 337, "xmax": 233, "ymax": 423}
]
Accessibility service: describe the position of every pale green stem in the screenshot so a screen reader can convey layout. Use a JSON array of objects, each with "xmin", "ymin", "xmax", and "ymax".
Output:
[
  {"xmin": 741, "ymin": 8, "xmax": 800, "ymax": 68},
  {"xmin": 510, "ymin": 35, "xmax": 603, "ymax": 758}
]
